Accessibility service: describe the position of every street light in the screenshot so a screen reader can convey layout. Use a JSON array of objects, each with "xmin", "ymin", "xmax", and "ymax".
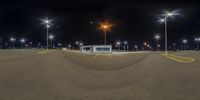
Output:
[
  {"xmin": 49, "ymin": 35, "xmax": 54, "ymax": 49},
  {"xmin": 182, "ymin": 39, "xmax": 188, "ymax": 50},
  {"xmin": 154, "ymin": 34, "xmax": 160, "ymax": 51},
  {"xmin": 100, "ymin": 22, "xmax": 111, "ymax": 45},
  {"xmin": 68, "ymin": 44, "xmax": 71, "ymax": 50},
  {"xmin": 20, "ymin": 38, "xmax": 26, "ymax": 48},
  {"xmin": 0, "ymin": 37, "xmax": 2, "ymax": 48},
  {"xmin": 20, "ymin": 38, "xmax": 25, "ymax": 43},
  {"xmin": 41, "ymin": 18, "xmax": 53, "ymax": 50},
  {"xmin": 144, "ymin": 42, "xmax": 147, "ymax": 51},
  {"xmin": 49, "ymin": 35, "xmax": 54, "ymax": 40},
  {"xmin": 75, "ymin": 41, "xmax": 79, "ymax": 45},
  {"xmin": 75, "ymin": 41, "xmax": 79, "ymax": 49},
  {"xmin": 134, "ymin": 45, "xmax": 138, "ymax": 51},
  {"xmin": 147, "ymin": 44, "xmax": 150, "ymax": 48},
  {"xmin": 159, "ymin": 10, "xmax": 180, "ymax": 54},
  {"xmin": 10, "ymin": 37, "xmax": 16, "ymax": 48},
  {"xmin": 173, "ymin": 43, "xmax": 176, "ymax": 51},
  {"xmin": 195, "ymin": 37, "xmax": 200, "ymax": 50},
  {"xmin": 116, "ymin": 41, "xmax": 121, "ymax": 51},
  {"xmin": 79, "ymin": 42, "xmax": 83, "ymax": 46},
  {"xmin": 123, "ymin": 41, "xmax": 128, "ymax": 52}
]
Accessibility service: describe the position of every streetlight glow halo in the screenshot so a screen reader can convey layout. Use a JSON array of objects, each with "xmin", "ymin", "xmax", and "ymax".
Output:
[
  {"xmin": 99, "ymin": 21, "xmax": 112, "ymax": 31},
  {"xmin": 10, "ymin": 37, "xmax": 16, "ymax": 42},
  {"xmin": 116, "ymin": 41, "xmax": 121, "ymax": 45},
  {"xmin": 154, "ymin": 34, "xmax": 161, "ymax": 39},
  {"xmin": 182, "ymin": 39, "xmax": 188, "ymax": 43},
  {"xmin": 41, "ymin": 18, "xmax": 53, "ymax": 26},
  {"xmin": 49, "ymin": 35, "xmax": 54, "ymax": 40},
  {"xmin": 162, "ymin": 10, "xmax": 180, "ymax": 18},
  {"xmin": 20, "ymin": 38, "xmax": 26, "ymax": 43}
]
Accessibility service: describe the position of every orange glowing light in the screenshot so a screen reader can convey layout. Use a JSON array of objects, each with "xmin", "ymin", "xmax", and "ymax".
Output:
[{"xmin": 100, "ymin": 22, "xmax": 111, "ymax": 31}]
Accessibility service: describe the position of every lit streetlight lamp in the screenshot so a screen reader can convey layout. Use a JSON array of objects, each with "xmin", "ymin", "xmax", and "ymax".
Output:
[
  {"xmin": 116, "ymin": 41, "xmax": 121, "ymax": 51},
  {"xmin": 20, "ymin": 38, "xmax": 26, "ymax": 48},
  {"xmin": 10, "ymin": 37, "xmax": 16, "ymax": 48},
  {"xmin": 49, "ymin": 35, "xmax": 54, "ymax": 49},
  {"xmin": 68, "ymin": 44, "xmax": 71, "ymax": 50},
  {"xmin": 182, "ymin": 39, "xmax": 188, "ymax": 50},
  {"xmin": 79, "ymin": 42, "xmax": 83, "ymax": 46},
  {"xmin": 173, "ymin": 43, "xmax": 176, "ymax": 51},
  {"xmin": 100, "ymin": 22, "xmax": 111, "ymax": 45},
  {"xmin": 195, "ymin": 37, "xmax": 200, "ymax": 50},
  {"xmin": 147, "ymin": 44, "xmax": 150, "ymax": 50},
  {"xmin": 144, "ymin": 42, "xmax": 147, "ymax": 51},
  {"xmin": 0, "ymin": 37, "xmax": 1, "ymax": 48},
  {"xmin": 41, "ymin": 18, "xmax": 53, "ymax": 50},
  {"xmin": 134, "ymin": 45, "xmax": 138, "ymax": 51},
  {"xmin": 123, "ymin": 41, "xmax": 128, "ymax": 52},
  {"xmin": 75, "ymin": 41, "xmax": 79, "ymax": 49},
  {"xmin": 154, "ymin": 34, "xmax": 160, "ymax": 51},
  {"xmin": 159, "ymin": 10, "xmax": 180, "ymax": 54},
  {"xmin": 75, "ymin": 41, "xmax": 79, "ymax": 45}
]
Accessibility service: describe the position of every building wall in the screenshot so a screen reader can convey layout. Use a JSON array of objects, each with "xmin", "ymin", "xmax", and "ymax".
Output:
[{"xmin": 81, "ymin": 45, "xmax": 112, "ymax": 53}]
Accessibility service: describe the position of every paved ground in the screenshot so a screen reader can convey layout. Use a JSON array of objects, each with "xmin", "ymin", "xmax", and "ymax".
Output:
[{"xmin": 0, "ymin": 49, "xmax": 200, "ymax": 100}]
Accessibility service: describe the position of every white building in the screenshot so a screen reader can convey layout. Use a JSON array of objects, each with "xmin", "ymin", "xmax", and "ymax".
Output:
[{"xmin": 80, "ymin": 45, "xmax": 112, "ymax": 53}]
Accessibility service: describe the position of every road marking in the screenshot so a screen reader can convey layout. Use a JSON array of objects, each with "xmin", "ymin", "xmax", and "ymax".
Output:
[
  {"xmin": 94, "ymin": 54, "xmax": 112, "ymax": 58},
  {"xmin": 37, "ymin": 50, "xmax": 51, "ymax": 55},
  {"xmin": 161, "ymin": 53, "xmax": 195, "ymax": 63}
]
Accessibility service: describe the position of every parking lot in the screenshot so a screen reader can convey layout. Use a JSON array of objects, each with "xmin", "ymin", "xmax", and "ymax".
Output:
[{"xmin": 0, "ymin": 49, "xmax": 200, "ymax": 100}]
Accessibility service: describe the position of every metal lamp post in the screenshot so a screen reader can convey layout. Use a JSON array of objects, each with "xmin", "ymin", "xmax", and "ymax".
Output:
[
  {"xmin": 116, "ymin": 41, "xmax": 121, "ymax": 51},
  {"xmin": 75, "ymin": 41, "xmax": 79, "ymax": 49},
  {"xmin": 134, "ymin": 45, "xmax": 138, "ymax": 51},
  {"xmin": 195, "ymin": 37, "xmax": 200, "ymax": 50},
  {"xmin": 182, "ymin": 39, "xmax": 187, "ymax": 50},
  {"xmin": 103, "ymin": 25, "xmax": 108, "ymax": 45},
  {"xmin": 154, "ymin": 34, "xmax": 160, "ymax": 51},
  {"xmin": 100, "ymin": 22, "xmax": 111, "ymax": 45},
  {"xmin": 123, "ymin": 41, "xmax": 127, "ymax": 52},
  {"xmin": 159, "ymin": 10, "xmax": 180, "ymax": 54},
  {"xmin": 20, "ymin": 38, "xmax": 26, "ymax": 48},
  {"xmin": 144, "ymin": 42, "xmax": 147, "ymax": 51},
  {"xmin": 173, "ymin": 43, "xmax": 176, "ymax": 51},
  {"xmin": 41, "ymin": 18, "xmax": 52, "ymax": 50},
  {"xmin": 10, "ymin": 37, "xmax": 16, "ymax": 48},
  {"xmin": 49, "ymin": 35, "xmax": 54, "ymax": 49}
]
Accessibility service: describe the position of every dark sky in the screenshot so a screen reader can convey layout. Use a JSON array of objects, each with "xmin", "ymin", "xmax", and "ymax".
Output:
[{"xmin": 0, "ymin": 0, "xmax": 200, "ymax": 48}]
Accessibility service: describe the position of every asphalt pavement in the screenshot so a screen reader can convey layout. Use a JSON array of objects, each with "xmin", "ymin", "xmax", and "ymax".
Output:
[{"xmin": 0, "ymin": 49, "xmax": 200, "ymax": 100}]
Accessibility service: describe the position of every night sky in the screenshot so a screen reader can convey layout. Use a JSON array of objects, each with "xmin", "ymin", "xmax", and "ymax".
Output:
[{"xmin": 0, "ymin": 0, "xmax": 200, "ymax": 49}]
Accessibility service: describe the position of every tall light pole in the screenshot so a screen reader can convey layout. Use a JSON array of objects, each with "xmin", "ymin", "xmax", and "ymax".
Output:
[
  {"xmin": 20, "ymin": 38, "xmax": 26, "ymax": 48},
  {"xmin": 173, "ymin": 43, "xmax": 176, "ymax": 51},
  {"xmin": 154, "ymin": 34, "xmax": 160, "ymax": 51},
  {"xmin": 182, "ymin": 39, "xmax": 187, "ymax": 50},
  {"xmin": 100, "ymin": 22, "xmax": 111, "ymax": 45},
  {"xmin": 0, "ymin": 37, "xmax": 1, "ymax": 48},
  {"xmin": 79, "ymin": 42, "xmax": 83, "ymax": 51},
  {"xmin": 134, "ymin": 45, "xmax": 138, "ymax": 51},
  {"xmin": 116, "ymin": 41, "xmax": 121, "ymax": 51},
  {"xmin": 68, "ymin": 44, "xmax": 71, "ymax": 50},
  {"xmin": 75, "ymin": 41, "xmax": 79, "ymax": 48},
  {"xmin": 41, "ymin": 18, "xmax": 52, "ymax": 50},
  {"xmin": 147, "ymin": 44, "xmax": 151, "ymax": 50},
  {"xmin": 79, "ymin": 42, "xmax": 83, "ymax": 49},
  {"xmin": 159, "ymin": 10, "xmax": 180, "ymax": 54},
  {"xmin": 123, "ymin": 41, "xmax": 127, "ymax": 52},
  {"xmin": 29, "ymin": 42, "xmax": 33, "ymax": 48},
  {"xmin": 195, "ymin": 37, "xmax": 200, "ymax": 50},
  {"xmin": 144, "ymin": 42, "xmax": 147, "ymax": 51},
  {"xmin": 10, "ymin": 37, "xmax": 16, "ymax": 48},
  {"xmin": 103, "ymin": 25, "xmax": 108, "ymax": 45},
  {"xmin": 49, "ymin": 35, "xmax": 54, "ymax": 49}
]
